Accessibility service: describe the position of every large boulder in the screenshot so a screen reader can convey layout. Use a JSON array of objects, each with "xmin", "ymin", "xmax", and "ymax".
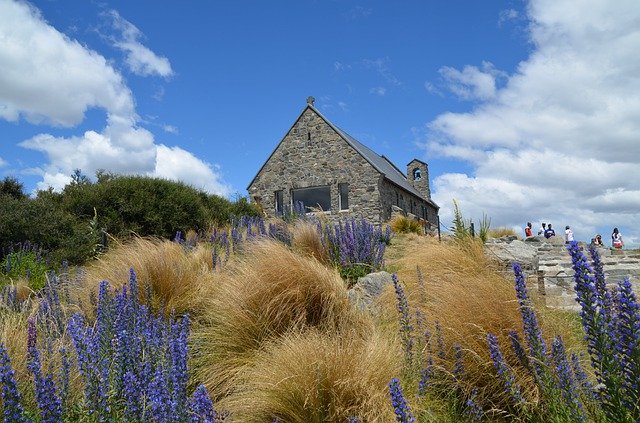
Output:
[
  {"xmin": 347, "ymin": 271, "xmax": 394, "ymax": 313},
  {"xmin": 485, "ymin": 239, "xmax": 539, "ymax": 273}
]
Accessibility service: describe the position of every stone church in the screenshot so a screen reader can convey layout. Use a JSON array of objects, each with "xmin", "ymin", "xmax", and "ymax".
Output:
[{"xmin": 247, "ymin": 97, "xmax": 439, "ymax": 228}]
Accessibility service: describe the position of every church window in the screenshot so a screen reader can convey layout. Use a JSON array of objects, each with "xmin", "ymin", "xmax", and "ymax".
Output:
[
  {"xmin": 413, "ymin": 168, "xmax": 422, "ymax": 181},
  {"xmin": 339, "ymin": 183, "xmax": 349, "ymax": 210},
  {"xmin": 292, "ymin": 186, "xmax": 331, "ymax": 212}
]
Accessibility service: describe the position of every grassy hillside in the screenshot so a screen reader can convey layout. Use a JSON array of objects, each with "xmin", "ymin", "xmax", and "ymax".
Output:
[{"xmin": 0, "ymin": 215, "xmax": 637, "ymax": 422}]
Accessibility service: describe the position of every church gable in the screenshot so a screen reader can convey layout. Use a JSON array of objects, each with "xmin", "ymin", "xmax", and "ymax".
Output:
[{"xmin": 248, "ymin": 102, "xmax": 382, "ymax": 219}]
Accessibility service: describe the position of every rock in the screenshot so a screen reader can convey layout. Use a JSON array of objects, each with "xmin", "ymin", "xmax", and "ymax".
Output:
[
  {"xmin": 524, "ymin": 236, "xmax": 543, "ymax": 243},
  {"xmin": 348, "ymin": 271, "xmax": 394, "ymax": 313},
  {"xmin": 485, "ymin": 239, "xmax": 538, "ymax": 272}
]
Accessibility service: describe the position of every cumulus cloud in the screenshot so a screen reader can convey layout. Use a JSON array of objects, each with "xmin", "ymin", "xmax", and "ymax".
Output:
[
  {"xmin": 425, "ymin": 0, "xmax": 640, "ymax": 245},
  {"xmin": 155, "ymin": 145, "xmax": 231, "ymax": 196},
  {"xmin": 0, "ymin": 157, "xmax": 7, "ymax": 168},
  {"xmin": 108, "ymin": 10, "xmax": 173, "ymax": 78},
  {"xmin": 0, "ymin": 0, "xmax": 229, "ymax": 196},
  {"xmin": 0, "ymin": 0, "xmax": 133, "ymax": 126},
  {"xmin": 439, "ymin": 62, "xmax": 506, "ymax": 101}
]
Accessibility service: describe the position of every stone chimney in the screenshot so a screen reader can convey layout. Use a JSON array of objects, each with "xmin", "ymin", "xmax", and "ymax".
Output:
[{"xmin": 407, "ymin": 159, "xmax": 430, "ymax": 199}]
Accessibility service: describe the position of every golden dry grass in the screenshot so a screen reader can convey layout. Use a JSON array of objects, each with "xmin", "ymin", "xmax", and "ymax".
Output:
[
  {"xmin": 488, "ymin": 227, "xmax": 520, "ymax": 239},
  {"xmin": 291, "ymin": 221, "xmax": 328, "ymax": 264},
  {"xmin": 379, "ymin": 235, "xmax": 583, "ymax": 407},
  {"xmin": 389, "ymin": 215, "xmax": 423, "ymax": 235},
  {"xmin": 82, "ymin": 237, "xmax": 218, "ymax": 316},
  {"xmin": 225, "ymin": 329, "xmax": 400, "ymax": 423},
  {"xmin": 191, "ymin": 239, "xmax": 368, "ymax": 400}
]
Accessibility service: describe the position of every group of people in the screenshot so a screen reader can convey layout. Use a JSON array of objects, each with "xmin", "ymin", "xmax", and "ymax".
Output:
[{"xmin": 524, "ymin": 222, "xmax": 624, "ymax": 249}]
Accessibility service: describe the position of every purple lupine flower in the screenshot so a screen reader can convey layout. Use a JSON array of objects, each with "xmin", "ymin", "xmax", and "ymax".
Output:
[
  {"xmin": 392, "ymin": 274, "xmax": 413, "ymax": 363},
  {"xmin": 570, "ymin": 353, "xmax": 596, "ymax": 401},
  {"xmin": 27, "ymin": 345, "xmax": 62, "ymax": 423},
  {"xmin": 508, "ymin": 331, "xmax": 529, "ymax": 369},
  {"xmin": 190, "ymin": 384, "xmax": 217, "ymax": 423},
  {"xmin": 27, "ymin": 316, "xmax": 37, "ymax": 352},
  {"xmin": 588, "ymin": 244, "xmax": 612, "ymax": 312},
  {"xmin": 417, "ymin": 361, "xmax": 433, "ymax": 397},
  {"xmin": 567, "ymin": 241, "xmax": 625, "ymax": 420},
  {"xmin": 348, "ymin": 418, "xmax": 362, "ymax": 423},
  {"xmin": 212, "ymin": 247, "xmax": 218, "ymax": 271},
  {"xmin": 123, "ymin": 371, "xmax": 142, "ymax": 421},
  {"xmin": 170, "ymin": 315, "xmax": 190, "ymax": 420},
  {"xmin": 612, "ymin": 278, "xmax": 640, "ymax": 409},
  {"xmin": 487, "ymin": 333, "xmax": 522, "ymax": 405},
  {"xmin": 149, "ymin": 363, "xmax": 171, "ymax": 422},
  {"xmin": 464, "ymin": 388, "xmax": 483, "ymax": 422},
  {"xmin": 388, "ymin": 378, "xmax": 415, "ymax": 423},
  {"xmin": 454, "ymin": 344, "xmax": 464, "ymax": 380},
  {"xmin": 0, "ymin": 344, "xmax": 31, "ymax": 423},
  {"xmin": 512, "ymin": 263, "xmax": 547, "ymax": 373},
  {"xmin": 551, "ymin": 336, "xmax": 586, "ymax": 421}
]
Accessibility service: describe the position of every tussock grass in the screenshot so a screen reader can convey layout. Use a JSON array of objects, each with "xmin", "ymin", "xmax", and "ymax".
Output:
[
  {"xmin": 226, "ymin": 329, "xmax": 399, "ymax": 422},
  {"xmin": 291, "ymin": 221, "xmax": 328, "ymax": 264},
  {"xmin": 381, "ymin": 235, "xmax": 582, "ymax": 407},
  {"xmin": 488, "ymin": 227, "xmax": 519, "ymax": 239},
  {"xmin": 390, "ymin": 215, "xmax": 423, "ymax": 235},
  {"xmin": 82, "ymin": 238, "xmax": 217, "ymax": 316},
  {"xmin": 191, "ymin": 239, "xmax": 366, "ymax": 399}
]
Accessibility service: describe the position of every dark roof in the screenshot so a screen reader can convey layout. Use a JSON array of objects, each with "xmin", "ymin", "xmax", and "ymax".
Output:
[
  {"xmin": 312, "ymin": 106, "xmax": 439, "ymax": 209},
  {"xmin": 247, "ymin": 104, "xmax": 439, "ymax": 209}
]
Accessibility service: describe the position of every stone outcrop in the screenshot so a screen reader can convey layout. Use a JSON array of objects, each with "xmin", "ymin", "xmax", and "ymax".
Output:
[
  {"xmin": 485, "ymin": 237, "xmax": 640, "ymax": 310},
  {"xmin": 347, "ymin": 271, "xmax": 393, "ymax": 313}
]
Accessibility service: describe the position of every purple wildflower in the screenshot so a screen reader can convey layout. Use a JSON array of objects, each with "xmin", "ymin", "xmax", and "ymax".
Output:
[
  {"xmin": 191, "ymin": 384, "xmax": 217, "ymax": 423},
  {"xmin": 392, "ymin": 274, "xmax": 414, "ymax": 363},
  {"xmin": 388, "ymin": 378, "xmax": 415, "ymax": 423},
  {"xmin": 0, "ymin": 344, "xmax": 30, "ymax": 423},
  {"xmin": 465, "ymin": 388, "xmax": 483, "ymax": 422},
  {"xmin": 487, "ymin": 333, "xmax": 522, "ymax": 406},
  {"xmin": 551, "ymin": 336, "xmax": 586, "ymax": 421}
]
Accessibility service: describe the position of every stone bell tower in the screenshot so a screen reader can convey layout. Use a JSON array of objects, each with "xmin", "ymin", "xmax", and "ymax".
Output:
[{"xmin": 407, "ymin": 159, "xmax": 430, "ymax": 199}]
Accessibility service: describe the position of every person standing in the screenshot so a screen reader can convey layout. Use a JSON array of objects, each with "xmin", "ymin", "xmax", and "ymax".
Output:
[
  {"xmin": 538, "ymin": 222, "xmax": 546, "ymax": 236},
  {"xmin": 612, "ymin": 228, "xmax": 624, "ymax": 249},
  {"xmin": 564, "ymin": 226, "xmax": 574, "ymax": 243},
  {"xmin": 544, "ymin": 223, "xmax": 556, "ymax": 239},
  {"xmin": 525, "ymin": 222, "xmax": 533, "ymax": 238}
]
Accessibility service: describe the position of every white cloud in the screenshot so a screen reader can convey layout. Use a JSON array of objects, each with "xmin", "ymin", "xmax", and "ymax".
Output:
[
  {"xmin": 154, "ymin": 145, "xmax": 231, "ymax": 196},
  {"xmin": 369, "ymin": 86, "xmax": 387, "ymax": 96},
  {"xmin": 0, "ymin": 0, "xmax": 134, "ymax": 126},
  {"xmin": 162, "ymin": 124, "xmax": 179, "ymax": 134},
  {"xmin": 498, "ymin": 9, "xmax": 519, "ymax": 26},
  {"xmin": 439, "ymin": 61, "xmax": 506, "ymax": 101},
  {"xmin": 0, "ymin": 156, "xmax": 7, "ymax": 168},
  {"xmin": 1, "ymin": 0, "xmax": 229, "ymax": 196},
  {"xmin": 425, "ymin": 0, "xmax": 640, "ymax": 245},
  {"xmin": 108, "ymin": 10, "xmax": 173, "ymax": 78}
]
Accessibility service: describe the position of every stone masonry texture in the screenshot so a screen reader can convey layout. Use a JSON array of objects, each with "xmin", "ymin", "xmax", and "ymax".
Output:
[{"xmin": 248, "ymin": 106, "xmax": 439, "ymax": 226}]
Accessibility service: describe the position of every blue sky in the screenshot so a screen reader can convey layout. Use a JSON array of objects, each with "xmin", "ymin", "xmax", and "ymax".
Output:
[{"xmin": 1, "ymin": 0, "xmax": 639, "ymax": 246}]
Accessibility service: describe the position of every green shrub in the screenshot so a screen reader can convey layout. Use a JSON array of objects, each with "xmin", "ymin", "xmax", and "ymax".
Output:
[{"xmin": 0, "ymin": 250, "xmax": 48, "ymax": 290}]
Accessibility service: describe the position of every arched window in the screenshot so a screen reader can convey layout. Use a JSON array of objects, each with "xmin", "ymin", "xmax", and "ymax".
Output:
[{"xmin": 412, "ymin": 168, "xmax": 422, "ymax": 181}]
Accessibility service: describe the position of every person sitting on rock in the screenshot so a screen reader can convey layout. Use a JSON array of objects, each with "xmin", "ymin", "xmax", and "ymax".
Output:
[
  {"xmin": 544, "ymin": 223, "xmax": 556, "ymax": 239},
  {"xmin": 525, "ymin": 222, "xmax": 533, "ymax": 238},
  {"xmin": 591, "ymin": 234, "xmax": 603, "ymax": 246},
  {"xmin": 612, "ymin": 228, "xmax": 624, "ymax": 249}
]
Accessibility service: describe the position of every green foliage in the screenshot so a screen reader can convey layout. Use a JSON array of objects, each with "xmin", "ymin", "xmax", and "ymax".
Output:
[
  {"xmin": 450, "ymin": 199, "xmax": 472, "ymax": 239},
  {"xmin": 0, "ymin": 250, "xmax": 48, "ymax": 290},
  {"xmin": 0, "ymin": 173, "xmax": 260, "ymax": 268},
  {"xmin": 478, "ymin": 212, "xmax": 491, "ymax": 243},
  {"xmin": 0, "ymin": 176, "xmax": 27, "ymax": 200}
]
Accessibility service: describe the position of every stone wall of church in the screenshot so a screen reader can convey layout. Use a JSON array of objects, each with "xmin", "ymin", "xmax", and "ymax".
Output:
[{"xmin": 248, "ymin": 107, "xmax": 384, "ymax": 223}]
